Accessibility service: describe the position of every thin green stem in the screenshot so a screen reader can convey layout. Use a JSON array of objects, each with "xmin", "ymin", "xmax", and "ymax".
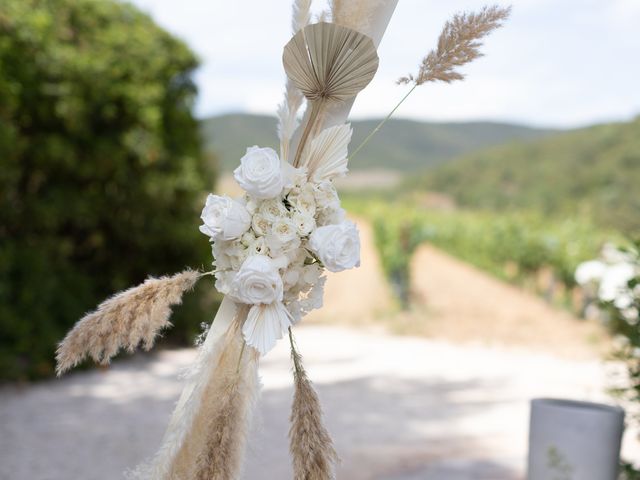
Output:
[{"xmin": 348, "ymin": 84, "xmax": 418, "ymax": 162}]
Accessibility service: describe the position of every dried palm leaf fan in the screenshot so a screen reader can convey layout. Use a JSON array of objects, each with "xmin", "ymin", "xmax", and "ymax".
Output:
[{"xmin": 283, "ymin": 22, "xmax": 379, "ymax": 167}]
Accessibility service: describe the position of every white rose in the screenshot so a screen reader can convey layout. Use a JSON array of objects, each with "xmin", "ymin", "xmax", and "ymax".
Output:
[
  {"xmin": 251, "ymin": 213, "xmax": 271, "ymax": 236},
  {"xmin": 265, "ymin": 232, "xmax": 300, "ymax": 257},
  {"xmin": 308, "ymin": 220, "xmax": 360, "ymax": 272},
  {"xmin": 272, "ymin": 218, "xmax": 297, "ymax": 243},
  {"xmin": 230, "ymin": 255, "xmax": 283, "ymax": 305},
  {"xmin": 234, "ymin": 146, "xmax": 285, "ymax": 199},
  {"xmin": 199, "ymin": 194, "xmax": 251, "ymax": 240},
  {"xmin": 246, "ymin": 235, "xmax": 268, "ymax": 256},
  {"xmin": 293, "ymin": 211, "xmax": 315, "ymax": 236},
  {"xmin": 259, "ymin": 198, "xmax": 289, "ymax": 220},
  {"xmin": 288, "ymin": 187, "xmax": 316, "ymax": 216},
  {"xmin": 312, "ymin": 181, "xmax": 340, "ymax": 210}
]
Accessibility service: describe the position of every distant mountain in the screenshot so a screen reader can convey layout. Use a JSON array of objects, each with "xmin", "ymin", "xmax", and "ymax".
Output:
[
  {"xmin": 413, "ymin": 117, "xmax": 640, "ymax": 234},
  {"xmin": 200, "ymin": 113, "xmax": 555, "ymax": 172}
]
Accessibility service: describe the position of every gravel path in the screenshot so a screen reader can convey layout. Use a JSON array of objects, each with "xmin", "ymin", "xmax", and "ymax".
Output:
[
  {"xmin": 0, "ymin": 325, "xmax": 628, "ymax": 480},
  {"xmin": 1, "ymin": 218, "xmax": 634, "ymax": 479}
]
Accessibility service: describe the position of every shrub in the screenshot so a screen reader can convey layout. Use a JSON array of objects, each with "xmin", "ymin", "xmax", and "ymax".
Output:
[{"xmin": 0, "ymin": 0, "xmax": 216, "ymax": 380}]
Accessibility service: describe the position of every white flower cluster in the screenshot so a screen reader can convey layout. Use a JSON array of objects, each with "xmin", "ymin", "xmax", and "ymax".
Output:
[
  {"xmin": 575, "ymin": 243, "xmax": 639, "ymax": 323},
  {"xmin": 200, "ymin": 146, "xmax": 360, "ymax": 354}
]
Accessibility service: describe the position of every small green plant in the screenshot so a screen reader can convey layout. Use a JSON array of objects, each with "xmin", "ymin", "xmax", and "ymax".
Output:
[
  {"xmin": 576, "ymin": 240, "xmax": 640, "ymax": 476},
  {"xmin": 547, "ymin": 446, "xmax": 573, "ymax": 480}
]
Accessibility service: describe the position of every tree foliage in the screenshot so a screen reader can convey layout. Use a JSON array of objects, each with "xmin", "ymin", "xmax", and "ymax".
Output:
[{"xmin": 0, "ymin": 0, "xmax": 216, "ymax": 380}]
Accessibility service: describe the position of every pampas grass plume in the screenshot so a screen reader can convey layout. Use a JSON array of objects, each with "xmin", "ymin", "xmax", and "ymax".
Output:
[
  {"xmin": 398, "ymin": 5, "xmax": 511, "ymax": 85},
  {"xmin": 289, "ymin": 332, "xmax": 338, "ymax": 480},
  {"xmin": 56, "ymin": 269, "xmax": 201, "ymax": 376}
]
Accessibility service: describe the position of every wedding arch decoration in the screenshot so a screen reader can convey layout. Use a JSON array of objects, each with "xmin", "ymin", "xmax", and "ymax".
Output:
[{"xmin": 56, "ymin": 1, "xmax": 509, "ymax": 478}]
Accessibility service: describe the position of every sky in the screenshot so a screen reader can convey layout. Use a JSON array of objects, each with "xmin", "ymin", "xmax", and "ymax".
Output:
[{"xmin": 129, "ymin": 0, "xmax": 640, "ymax": 128}]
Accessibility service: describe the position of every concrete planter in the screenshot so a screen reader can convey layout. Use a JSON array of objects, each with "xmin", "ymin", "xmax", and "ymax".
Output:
[{"xmin": 527, "ymin": 398, "xmax": 625, "ymax": 480}]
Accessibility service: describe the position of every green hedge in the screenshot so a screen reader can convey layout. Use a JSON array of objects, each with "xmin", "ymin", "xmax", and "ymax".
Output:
[{"xmin": 0, "ymin": 0, "xmax": 217, "ymax": 380}]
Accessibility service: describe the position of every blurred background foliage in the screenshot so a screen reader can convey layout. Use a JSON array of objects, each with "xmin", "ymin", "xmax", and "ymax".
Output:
[
  {"xmin": 0, "ymin": 0, "xmax": 217, "ymax": 381},
  {"xmin": 347, "ymin": 197, "xmax": 618, "ymax": 313}
]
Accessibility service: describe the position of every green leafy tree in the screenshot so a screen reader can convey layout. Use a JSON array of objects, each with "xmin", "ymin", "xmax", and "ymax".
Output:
[{"xmin": 0, "ymin": 0, "xmax": 216, "ymax": 380}]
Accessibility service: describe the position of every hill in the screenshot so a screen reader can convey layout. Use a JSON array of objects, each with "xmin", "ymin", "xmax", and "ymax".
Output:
[
  {"xmin": 200, "ymin": 113, "xmax": 554, "ymax": 172},
  {"xmin": 413, "ymin": 117, "xmax": 640, "ymax": 235}
]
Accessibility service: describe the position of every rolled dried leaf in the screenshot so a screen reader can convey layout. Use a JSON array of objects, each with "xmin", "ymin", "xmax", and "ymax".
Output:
[
  {"xmin": 289, "ymin": 335, "xmax": 338, "ymax": 480},
  {"xmin": 283, "ymin": 22, "xmax": 379, "ymax": 103},
  {"xmin": 56, "ymin": 269, "xmax": 201, "ymax": 376}
]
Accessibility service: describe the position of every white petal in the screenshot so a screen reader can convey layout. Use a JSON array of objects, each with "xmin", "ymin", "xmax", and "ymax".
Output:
[
  {"xmin": 304, "ymin": 124, "xmax": 352, "ymax": 182},
  {"xmin": 242, "ymin": 303, "xmax": 292, "ymax": 355}
]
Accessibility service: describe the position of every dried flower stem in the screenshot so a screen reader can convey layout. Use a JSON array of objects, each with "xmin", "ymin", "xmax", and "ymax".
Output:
[
  {"xmin": 399, "ymin": 5, "xmax": 511, "ymax": 85},
  {"xmin": 288, "ymin": 328, "xmax": 338, "ymax": 480},
  {"xmin": 350, "ymin": 4, "xmax": 510, "ymax": 163},
  {"xmin": 293, "ymin": 99, "xmax": 324, "ymax": 167},
  {"xmin": 349, "ymin": 83, "xmax": 417, "ymax": 162}
]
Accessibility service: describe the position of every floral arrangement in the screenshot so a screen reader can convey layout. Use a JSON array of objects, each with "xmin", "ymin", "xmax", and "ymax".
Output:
[
  {"xmin": 201, "ymin": 141, "xmax": 359, "ymax": 354},
  {"xmin": 55, "ymin": 1, "xmax": 509, "ymax": 478}
]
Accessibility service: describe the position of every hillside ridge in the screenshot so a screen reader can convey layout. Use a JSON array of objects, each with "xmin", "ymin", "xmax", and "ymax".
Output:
[{"xmin": 200, "ymin": 113, "xmax": 555, "ymax": 172}]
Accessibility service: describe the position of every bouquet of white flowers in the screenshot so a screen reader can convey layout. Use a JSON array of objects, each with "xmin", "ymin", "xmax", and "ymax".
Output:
[
  {"xmin": 55, "ymin": 1, "xmax": 509, "ymax": 478},
  {"xmin": 200, "ymin": 144, "xmax": 360, "ymax": 354}
]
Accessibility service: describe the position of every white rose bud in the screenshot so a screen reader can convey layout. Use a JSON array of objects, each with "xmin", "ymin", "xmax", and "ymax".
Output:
[
  {"xmin": 312, "ymin": 181, "xmax": 340, "ymax": 210},
  {"xmin": 293, "ymin": 211, "xmax": 315, "ymax": 236},
  {"xmin": 234, "ymin": 146, "xmax": 285, "ymax": 199},
  {"xmin": 308, "ymin": 220, "xmax": 360, "ymax": 272},
  {"xmin": 199, "ymin": 194, "xmax": 251, "ymax": 240},
  {"xmin": 230, "ymin": 255, "xmax": 283, "ymax": 305}
]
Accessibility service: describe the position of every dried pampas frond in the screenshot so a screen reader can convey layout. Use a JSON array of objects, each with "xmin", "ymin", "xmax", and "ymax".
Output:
[
  {"xmin": 330, "ymin": 0, "xmax": 382, "ymax": 35},
  {"xmin": 304, "ymin": 123, "xmax": 352, "ymax": 182},
  {"xmin": 350, "ymin": 5, "xmax": 511, "ymax": 164},
  {"xmin": 278, "ymin": 81, "xmax": 305, "ymax": 164},
  {"xmin": 193, "ymin": 338, "xmax": 259, "ymax": 480},
  {"xmin": 127, "ymin": 303, "xmax": 254, "ymax": 480},
  {"xmin": 292, "ymin": 0, "xmax": 312, "ymax": 33},
  {"xmin": 278, "ymin": 0, "xmax": 311, "ymax": 163},
  {"xmin": 56, "ymin": 269, "xmax": 201, "ymax": 376},
  {"xmin": 289, "ymin": 330, "xmax": 338, "ymax": 480},
  {"xmin": 398, "ymin": 5, "xmax": 511, "ymax": 85}
]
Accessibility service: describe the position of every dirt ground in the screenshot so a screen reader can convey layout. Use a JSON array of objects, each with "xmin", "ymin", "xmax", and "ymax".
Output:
[{"xmin": 405, "ymin": 244, "xmax": 607, "ymax": 359}]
